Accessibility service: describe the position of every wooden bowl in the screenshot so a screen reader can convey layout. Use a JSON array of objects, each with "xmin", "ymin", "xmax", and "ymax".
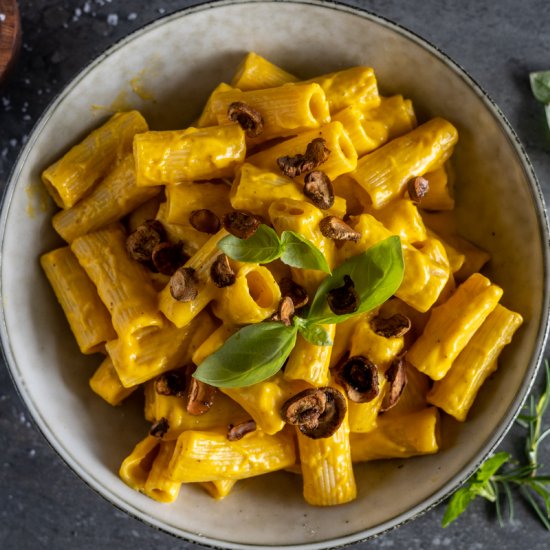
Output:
[{"xmin": 0, "ymin": 0, "xmax": 21, "ymax": 84}]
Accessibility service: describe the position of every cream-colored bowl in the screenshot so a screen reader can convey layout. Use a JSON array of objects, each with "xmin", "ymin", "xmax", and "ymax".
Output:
[{"xmin": 1, "ymin": 1, "xmax": 548, "ymax": 548}]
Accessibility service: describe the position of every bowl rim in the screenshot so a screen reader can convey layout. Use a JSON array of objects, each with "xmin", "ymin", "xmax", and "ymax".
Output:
[{"xmin": 1, "ymin": 0, "xmax": 549, "ymax": 548}]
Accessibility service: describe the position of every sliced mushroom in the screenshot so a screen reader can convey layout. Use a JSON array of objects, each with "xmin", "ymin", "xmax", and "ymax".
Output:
[
  {"xmin": 407, "ymin": 176, "xmax": 429, "ymax": 204},
  {"xmin": 305, "ymin": 137, "xmax": 331, "ymax": 166},
  {"xmin": 222, "ymin": 211, "xmax": 261, "ymax": 239},
  {"xmin": 210, "ymin": 253, "xmax": 236, "ymax": 288},
  {"xmin": 227, "ymin": 419, "xmax": 257, "ymax": 441},
  {"xmin": 126, "ymin": 219, "xmax": 165, "ymax": 263},
  {"xmin": 186, "ymin": 376, "xmax": 218, "ymax": 416},
  {"xmin": 189, "ymin": 209, "xmax": 221, "ymax": 234},
  {"xmin": 150, "ymin": 417, "xmax": 169, "ymax": 438},
  {"xmin": 279, "ymin": 277, "xmax": 309, "ymax": 309},
  {"xmin": 155, "ymin": 370, "xmax": 187, "ymax": 398},
  {"xmin": 277, "ymin": 138, "xmax": 331, "ymax": 178},
  {"xmin": 370, "ymin": 313, "xmax": 412, "ymax": 338},
  {"xmin": 335, "ymin": 355, "xmax": 379, "ymax": 403},
  {"xmin": 228, "ymin": 101, "xmax": 264, "ymax": 138},
  {"xmin": 170, "ymin": 267, "xmax": 198, "ymax": 302},
  {"xmin": 304, "ymin": 171, "xmax": 335, "ymax": 210},
  {"xmin": 381, "ymin": 357, "xmax": 408, "ymax": 412},
  {"xmin": 327, "ymin": 275, "xmax": 359, "ymax": 315},
  {"xmin": 319, "ymin": 216, "xmax": 361, "ymax": 241},
  {"xmin": 271, "ymin": 296, "xmax": 295, "ymax": 326},
  {"xmin": 281, "ymin": 387, "xmax": 347, "ymax": 439},
  {"xmin": 151, "ymin": 241, "xmax": 188, "ymax": 275}
]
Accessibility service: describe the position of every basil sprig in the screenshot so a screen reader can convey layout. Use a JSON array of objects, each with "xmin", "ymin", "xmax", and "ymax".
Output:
[
  {"xmin": 530, "ymin": 71, "xmax": 550, "ymax": 103},
  {"xmin": 218, "ymin": 224, "xmax": 331, "ymax": 274},
  {"xmin": 193, "ymin": 236, "xmax": 404, "ymax": 388}
]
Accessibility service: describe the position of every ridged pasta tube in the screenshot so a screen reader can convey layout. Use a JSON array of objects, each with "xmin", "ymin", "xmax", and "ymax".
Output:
[
  {"xmin": 407, "ymin": 273, "xmax": 503, "ymax": 380},
  {"xmin": 247, "ymin": 121, "xmax": 357, "ymax": 183},
  {"xmin": 351, "ymin": 118, "xmax": 458, "ymax": 209},
  {"xmin": 168, "ymin": 428, "xmax": 296, "ymax": 482},
  {"xmin": 53, "ymin": 154, "xmax": 160, "ymax": 243},
  {"xmin": 89, "ymin": 356, "xmax": 137, "ymax": 406},
  {"xmin": 42, "ymin": 110, "xmax": 148, "ymax": 208},
  {"xmin": 368, "ymin": 198, "xmax": 427, "ymax": 244},
  {"xmin": 134, "ymin": 124, "xmax": 246, "ymax": 185},
  {"xmin": 71, "ymin": 224, "xmax": 163, "ymax": 341},
  {"xmin": 231, "ymin": 51, "xmax": 298, "ymax": 90},
  {"xmin": 199, "ymin": 479, "xmax": 237, "ymax": 500},
  {"xmin": 119, "ymin": 435, "xmax": 160, "ymax": 492},
  {"xmin": 331, "ymin": 174, "xmax": 372, "ymax": 216},
  {"xmin": 192, "ymin": 323, "xmax": 239, "ymax": 366},
  {"xmin": 351, "ymin": 407, "xmax": 440, "ymax": 462},
  {"xmin": 420, "ymin": 165, "xmax": 455, "ymax": 210},
  {"xmin": 361, "ymin": 95, "xmax": 417, "ymax": 144},
  {"xmin": 143, "ymin": 440, "xmax": 181, "ymax": 503},
  {"xmin": 427, "ymin": 304, "xmax": 523, "ymax": 421},
  {"xmin": 211, "ymin": 83, "xmax": 330, "ymax": 142},
  {"xmin": 40, "ymin": 246, "xmax": 116, "ymax": 354},
  {"xmin": 197, "ymin": 82, "xmax": 235, "ymax": 128}
]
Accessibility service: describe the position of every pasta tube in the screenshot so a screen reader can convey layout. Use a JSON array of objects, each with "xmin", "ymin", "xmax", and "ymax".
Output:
[
  {"xmin": 168, "ymin": 428, "xmax": 296, "ymax": 482},
  {"xmin": 231, "ymin": 52, "xmax": 298, "ymax": 90},
  {"xmin": 119, "ymin": 435, "xmax": 160, "ymax": 492},
  {"xmin": 143, "ymin": 440, "xmax": 181, "ymax": 503},
  {"xmin": 52, "ymin": 153, "xmax": 160, "ymax": 243},
  {"xmin": 419, "ymin": 165, "xmax": 454, "ymax": 210},
  {"xmin": 331, "ymin": 174, "xmax": 372, "ymax": 216},
  {"xmin": 351, "ymin": 118, "xmax": 458, "ymax": 209},
  {"xmin": 197, "ymin": 82, "xmax": 235, "ymax": 128},
  {"xmin": 42, "ymin": 110, "xmax": 148, "ymax": 208},
  {"xmin": 427, "ymin": 304, "xmax": 523, "ymax": 421},
  {"xmin": 351, "ymin": 407, "xmax": 440, "ymax": 462},
  {"xmin": 407, "ymin": 273, "xmax": 503, "ymax": 380},
  {"xmin": 361, "ymin": 95, "xmax": 417, "ymax": 144},
  {"xmin": 210, "ymin": 83, "xmax": 330, "ymax": 141},
  {"xmin": 192, "ymin": 323, "xmax": 240, "ymax": 366},
  {"xmin": 71, "ymin": 224, "xmax": 163, "ymax": 341},
  {"xmin": 40, "ymin": 246, "xmax": 116, "ymax": 354},
  {"xmin": 199, "ymin": 480, "xmax": 237, "ymax": 500},
  {"xmin": 134, "ymin": 124, "xmax": 246, "ymax": 185},
  {"xmin": 368, "ymin": 198, "xmax": 427, "ymax": 244},
  {"xmin": 89, "ymin": 356, "xmax": 137, "ymax": 406}
]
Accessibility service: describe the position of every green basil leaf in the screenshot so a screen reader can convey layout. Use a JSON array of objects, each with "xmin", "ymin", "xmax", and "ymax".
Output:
[
  {"xmin": 192, "ymin": 322, "xmax": 297, "ymax": 388},
  {"xmin": 293, "ymin": 316, "xmax": 333, "ymax": 346},
  {"xmin": 306, "ymin": 236, "xmax": 404, "ymax": 325},
  {"xmin": 442, "ymin": 451, "xmax": 511, "ymax": 527},
  {"xmin": 218, "ymin": 224, "xmax": 282, "ymax": 264},
  {"xmin": 530, "ymin": 71, "xmax": 550, "ymax": 103},
  {"xmin": 280, "ymin": 231, "xmax": 331, "ymax": 273}
]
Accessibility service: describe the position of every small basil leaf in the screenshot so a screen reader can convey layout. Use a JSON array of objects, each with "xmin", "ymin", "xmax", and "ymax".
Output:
[
  {"xmin": 218, "ymin": 224, "xmax": 282, "ymax": 264},
  {"xmin": 280, "ymin": 231, "xmax": 331, "ymax": 273},
  {"xmin": 307, "ymin": 236, "xmax": 404, "ymax": 325},
  {"xmin": 530, "ymin": 71, "xmax": 550, "ymax": 103},
  {"xmin": 293, "ymin": 316, "xmax": 333, "ymax": 346},
  {"xmin": 193, "ymin": 322, "xmax": 297, "ymax": 388},
  {"xmin": 442, "ymin": 452, "xmax": 511, "ymax": 527}
]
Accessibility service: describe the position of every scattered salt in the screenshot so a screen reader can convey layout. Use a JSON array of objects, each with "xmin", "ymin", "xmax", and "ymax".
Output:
[
  {"xmin": 128, "ymin": 12, "xmax": 137, "ymax": 21},
  {"xmin": 107, "ymin": 13, "xmax": 118, "ymax": 26}
]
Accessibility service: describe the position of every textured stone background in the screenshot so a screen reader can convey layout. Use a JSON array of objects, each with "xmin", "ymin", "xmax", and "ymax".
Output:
[{"xmin": 1, "ymin": 1, "xmax": 550, "ymax": 549}]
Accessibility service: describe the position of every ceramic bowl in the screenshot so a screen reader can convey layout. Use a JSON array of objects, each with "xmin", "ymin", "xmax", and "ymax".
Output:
[{"xmin": 1, "ymin": 1, "xmax": 549, "ymax": 548}]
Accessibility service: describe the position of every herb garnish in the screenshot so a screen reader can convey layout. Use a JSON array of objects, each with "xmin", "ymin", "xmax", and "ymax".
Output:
[
  {"xmin": 193, "ymin": 236, "xmax": 404, "ymax": 387},
  {"xmin": 529, "ymin": 71, "xmax": 550, "ymax": 129},
  {"xmin": 442, "ymin": 360, "xmax": 550, "ymax": 529},
  {"xmin": 218, "ymin": 224, "xmax": 331, "ymax": 273}
]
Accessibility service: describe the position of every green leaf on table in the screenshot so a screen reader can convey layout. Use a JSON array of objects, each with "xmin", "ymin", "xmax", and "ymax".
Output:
[
  {"xmin": 280, "ymin": 231, "xmax": 331, "ymax": 273},
  {"xmin": 530, "ymin": 71, "xmax": 550, "ymax": 103},
  {"xmin": 192, "ymin": 322, "xmax": 297, "ymax": 388},
  {"xmin": 293, "ymin": 316, "xmax": 333, "ymax": 346},
  {"xmin": 442, "ymin": 452, "xmax": 511, "ymax": 527},
  {"xmin": 218, "ymin": 224, "xmax": 282, "ymax": 264},
  {"xmin": 306, "ymin": 236, "xmax": 404, "ymax": 325}
]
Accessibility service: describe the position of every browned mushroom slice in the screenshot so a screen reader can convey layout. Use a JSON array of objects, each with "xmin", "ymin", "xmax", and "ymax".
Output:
[
  {"xmin": 319, "ymin": 216, "xmax": 360, "ymax": 241},
  {"xmin": 271, "ymin": 296, "xmax": 295, "ymax": 326},
  {"xmin": 305, "ymin": 137, "xmax": 331, "ymax": 166},
  {"xmin": 126, "ymin": 219, "xmax": 166, "ymax": 263},
  {"xmin": 280, "ymin": 387, "xmax": 347, "ymax": 439},
  {"xmin": 304, "ymin": 171, "xmax": 335, "ymax": 210},
  {"xmin": 279, "ymin": 277, "xmax": 309, "ymax": 309},
  {"xmin": 327, "ymin": 275, "xmax": 359, "ymax": 315},
  {"xmin": 210, "ymin": 253, "xmax": 236, "ymax": 288},
  {"xmin": 335, "ymin": 355, "xmax": 379, "ymax": 403},
  {"xmin": 227, "ymin": 419, "xmax": 257, "ymax": 441},
  {"xmin": 169, "ymin": 267, "xmax": 198, "ymax": 302},
  {"xmin": 155, "ymin": 369, "xmax": 187, "ymax": 398},
  {"xmin": 189, "ymin": 209, "xmax": 221, "ymax": 234},
  {"xmin": 407, "ymin": 176, "xmax": 429, "ymax": 204},
  {"xmin": 151, "ymin": 241, "xmax": 188, "ymax": 276},
  {"xmin": 186, "ymin": 376, "xmax": 218, "ymax": 416},
  {"xmin": 222, "ymin": 211, "xmax": 261, "ymax": 239},
  {"xmin": 381, "ymin": 357, "xmax": 408, "ymax": 412},
  {"xmin": 370, "ymin": 313, "xmax": 412, "ymax": 338},
  {"xmin": 227, "ymin": 101, "xmax": 264, "ymax": 138},
  {"xmin": 150, "ymin": 417, "xmax": 169, "ymax": 438},
  {"xmin": 277, "ymin": 138, "xmax": 331, "ymax": 178}
]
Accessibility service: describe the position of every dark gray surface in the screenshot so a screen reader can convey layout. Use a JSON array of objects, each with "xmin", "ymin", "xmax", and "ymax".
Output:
[{"xmin": 1, "ymin": 0, "xmax": 549, "ymax": 548}]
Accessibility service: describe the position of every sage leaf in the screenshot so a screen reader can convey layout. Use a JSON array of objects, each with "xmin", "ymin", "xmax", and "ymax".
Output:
[
  {"xmin": 306, "ymin": 236, "xmax": 404, "ymax": 325},
  {"xmin": 530, "ymin": 71, "xmax": 550, "ymax": 103},
  {"xmin": 442, "ymin": 452, "xmax": 511, "ymax": 527},
  {"xmin": 218, "ymin": 224, "xmax": 282, "ymax": 264},
  {"xmin": 293, "ymin": 316, "xmax": 333, "ymax": 346},
  {"xmin": 192, "ymin": 322, "xmax": 297, "ymax": 388},
  {"xmin": 280, "ymin": 231, "xmax": 331, "ymax": 273}
]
